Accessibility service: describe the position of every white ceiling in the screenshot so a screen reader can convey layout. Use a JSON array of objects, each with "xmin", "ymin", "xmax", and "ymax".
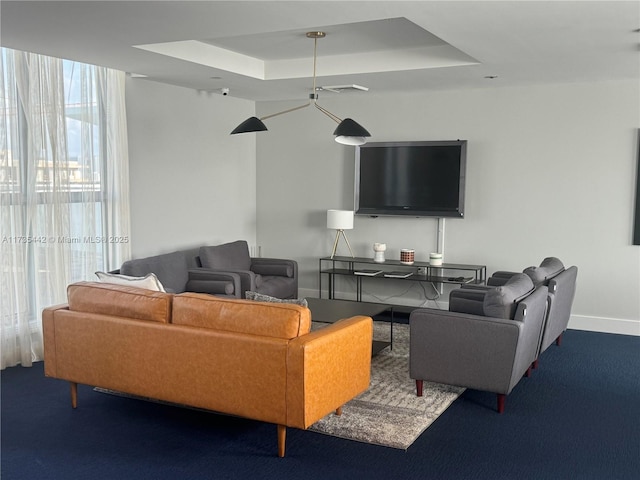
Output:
[{"xmin": 1, "ymin": 1, "xmax": 638, "ymax": 102}]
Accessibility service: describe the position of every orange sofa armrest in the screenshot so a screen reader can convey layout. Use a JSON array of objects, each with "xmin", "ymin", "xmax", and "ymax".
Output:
[
  {"xmin": 42, "ymin": 303, "xmax": 71, "ymax": 378},
  {"xmin": 286, "ymin": 316, "xmax": 373, "ymax": 429}
]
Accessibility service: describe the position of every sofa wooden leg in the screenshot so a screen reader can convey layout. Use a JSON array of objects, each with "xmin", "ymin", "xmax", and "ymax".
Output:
[
  {"xmin": 335, "ymin": 406, "xmax": 342, "ymax": 416},
  {"xmin": 70, "ymin": 382, "xmax": 78, "ymax": 409},
  {"xmin": 556, "ymin": 333, "xmax": 563, "ymax": 346},
  {"xmin": 532, "ymin": 359, "xmax": 539, "ymax": 369},
  {"xmin": 497, "ymin": 394, "xmax": 505, "ymax": 414},
  {"xmin": 524, "ymin": 365, "xmax": 532, "ymax": 377},
  {"xmin": 277, "ymin": 425, "xmax": 286, "ymax": 458},
  {"xmin": 416, "ymin": 379, "xmax": 423, "ymax": 397}
]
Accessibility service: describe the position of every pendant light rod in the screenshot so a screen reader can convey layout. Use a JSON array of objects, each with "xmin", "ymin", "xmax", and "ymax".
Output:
[
  {"xmin": 309, "ymin": 32, "xmax": 343, "ymax": 125},
  {"xmin": 260, "ymin": 101, "xmax": 310, "ymax": 121},
  {"xmin": 257, "ymin": 31, "xmax": 323, "ymax": 122},
  {"xmin": 314, "ymin": 102, "xmax": 342, "ymax": 124},
  {"xmin": 230, "ymin": 30, "xmax": 371, "ymax": 144},
  {"xmin": 312, "ymin": 33, "xmax": 318, "ymax": 96}
]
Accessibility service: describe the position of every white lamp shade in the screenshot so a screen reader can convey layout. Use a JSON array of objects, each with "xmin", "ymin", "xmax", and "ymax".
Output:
[{"xmin": 327, "ymin": 209, "xmax": 354, "ymax": 230}]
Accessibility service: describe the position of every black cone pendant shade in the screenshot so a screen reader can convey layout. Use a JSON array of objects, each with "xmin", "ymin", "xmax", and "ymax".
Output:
[
  {"xmin": 230, "ymin": 116, "xmax": 268, "ymax": 134},
  {"xmin": 333, "ymin": 118, "xmax": 371, "ymax": 146},
  {"xmin": 230, "ymin": 32, "xmax": 371, "ymax": 144}
]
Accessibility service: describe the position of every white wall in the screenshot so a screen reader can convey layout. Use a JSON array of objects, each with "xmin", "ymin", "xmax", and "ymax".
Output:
[
  {"xmin": 256, "ymin": 80, "xmax": 640, "ymax": 335},
  {"xmin": 126, "ymin": 78, "xmax": 257, "ymax": 257}
]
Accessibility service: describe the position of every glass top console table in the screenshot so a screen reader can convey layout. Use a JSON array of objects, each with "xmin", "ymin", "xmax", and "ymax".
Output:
[{"xmin": 319, "ymin": 256, "xmax": 486, "ymax": 302}]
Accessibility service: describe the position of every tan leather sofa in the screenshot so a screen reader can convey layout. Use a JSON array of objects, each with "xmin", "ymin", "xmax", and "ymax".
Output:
[{"xmin": 42, "ymin": 282, "xmax": 373, "ymax": 457}]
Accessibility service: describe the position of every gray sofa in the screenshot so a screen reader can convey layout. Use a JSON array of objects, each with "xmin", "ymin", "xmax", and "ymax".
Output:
[
  {"xmin": 117, "ymin": 242, "xmax": 298, "ymax": 300},
  {"xmin": 118, "ymin": 247, "xmax": 241, "ymax": 297},
  {"xmin": 409, "ymin": 274, "xmax": 549, "ymax": 413}
]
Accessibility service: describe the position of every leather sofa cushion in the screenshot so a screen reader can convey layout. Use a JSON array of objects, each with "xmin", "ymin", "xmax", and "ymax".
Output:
[
  {"xmin": 199, "ymin": 240, "xmax": 252, "ymax": 271},
  {"xmin": 483, "ymin": 273, "xmax": 535, "ymax": 319},
  {"xmin": 173, "ymin": 293, "xmax": 311, "ymax": 339},
  {"xmin": 523, "ymin": 257, "xmax": 565, "ymax": 285},
  {"xmin": 67, "ymin": 282, "xmax": 172, "ymax": 323}
]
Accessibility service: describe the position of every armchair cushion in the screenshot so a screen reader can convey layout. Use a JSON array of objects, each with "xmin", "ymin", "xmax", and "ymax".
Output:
[
  {"xmin": 184, "ymin": 269, "xmax": 240, "ymax": 297},
  {"xmin": 251, "ymin": 263, "xmax": 293, "ymax": 278},
  {"xmin": 483, "ymin": 273, "xmax": 535, "ymax": 319},
  {"xmin": 448, "ymin": 288, "xmax": 488, "ymax": 316},
  {"xmin": 245, "ymin": 291, "xmax": 308, "ymax": 307},
  {"xmin": 187, "ymin": 280, "xmax": 234, "ymax": 295},
  {"xmin": 523, "ymin": 257, "xmax": 564, "ymax": 285},
  {"xmin": 199, "ymin": 240, "xmax": 251, "ymax": 271}
]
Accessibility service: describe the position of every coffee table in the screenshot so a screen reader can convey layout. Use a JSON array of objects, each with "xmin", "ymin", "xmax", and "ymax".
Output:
[{"xmin": 305, "ymin": 298, "xmax": 393, "ymax": 355}]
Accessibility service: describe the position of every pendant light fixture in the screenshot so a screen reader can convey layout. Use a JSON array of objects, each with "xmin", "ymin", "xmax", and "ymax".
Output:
[{"xmin": 230, "ymin": 31, "xmax": 371, "ymax": 145}]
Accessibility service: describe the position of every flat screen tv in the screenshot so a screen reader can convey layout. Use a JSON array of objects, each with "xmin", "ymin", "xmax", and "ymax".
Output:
[{"xmin": 355, "ymin": 140, "xmax": 467, "ymax": 218}]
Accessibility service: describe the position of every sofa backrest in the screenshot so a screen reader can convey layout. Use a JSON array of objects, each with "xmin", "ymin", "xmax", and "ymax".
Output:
[
  {"xmin": 120, "ymin": 249, "xmax": 194, "ymax": 293},
  {"xmin": 523, "ymin": 257, "xmax": 565, "ymax": 286},
  {"xmin": 199, "ymin": 240, "xmax": 252, "ymax": 271},
  {"xmin": 67, "ymin": 282, "xmax": 173, "ymax": 323},
  {"xmin": 545, "ymin": 265, "xmax": 578, "ymax": 335},
  {"xmin": 172, "ymin": 293, "xmax": 311, "ymax": 339},
  {"xmin": 482, "ymin": 273, "xmax": 536, "ymax": 319}
]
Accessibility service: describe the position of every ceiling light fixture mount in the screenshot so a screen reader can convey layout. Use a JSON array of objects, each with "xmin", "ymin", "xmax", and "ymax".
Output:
[
  {"xmin": 306, "ymin": 31, "xmax": 326, "ymax": 39},
  {"xmin": 230, "ymin": 31, "xmax": 371, "ymax": 146}
]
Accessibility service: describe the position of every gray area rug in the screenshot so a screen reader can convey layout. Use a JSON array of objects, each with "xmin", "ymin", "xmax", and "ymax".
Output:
[{"xmin": 308, "ymin": 322, "xmax": 464, "ymax": 450}]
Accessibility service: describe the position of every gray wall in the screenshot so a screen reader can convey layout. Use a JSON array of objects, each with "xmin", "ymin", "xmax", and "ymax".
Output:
[
  {"xmin": 126, "ymin": 78, "xmax": 258, "ymax": 257},
  {"xmin": 255, "ymin": 80, "xmax": 640, "ymax": 335}
]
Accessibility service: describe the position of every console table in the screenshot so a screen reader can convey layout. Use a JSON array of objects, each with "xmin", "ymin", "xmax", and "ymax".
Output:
[{"xmin": 319, "ymin": 256, "xmax": 486, "ymax": 302}]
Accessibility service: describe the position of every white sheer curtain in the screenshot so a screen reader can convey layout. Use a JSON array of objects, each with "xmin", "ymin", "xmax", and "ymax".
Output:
[{"xmin": 0, "ymin": 49, "xmax": 131, "ymax": 369}]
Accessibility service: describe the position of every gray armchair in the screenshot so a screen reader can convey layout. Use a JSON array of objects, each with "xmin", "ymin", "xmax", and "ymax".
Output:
[
  {"xmin": 119, "ymin": 248, "xmax": 241, "ymax": 297},
  {"xmin": 410, "ymin": 274, "xmax": 548, "ymax": 413},
  {"xmin": 482, "ymin": 257, "xmax": 578, "ymax": 358},
  {"xmin": 535, "ymin": 264, "xmax": 578, "ymax": 354},
  {"xmin": 198, "ymin": 240, "xmax": 298, "ymax": 299}
]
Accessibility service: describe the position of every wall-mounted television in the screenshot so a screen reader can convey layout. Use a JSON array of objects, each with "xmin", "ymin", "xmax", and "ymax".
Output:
[{"xmin": 354, "ymin": 140, "xmax": 467, "ymax": 218}]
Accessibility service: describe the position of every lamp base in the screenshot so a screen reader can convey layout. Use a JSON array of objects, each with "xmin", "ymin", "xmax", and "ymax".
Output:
[{"xmin": 330, "ymin": 229, "xmax": 354, "ymax": 259}]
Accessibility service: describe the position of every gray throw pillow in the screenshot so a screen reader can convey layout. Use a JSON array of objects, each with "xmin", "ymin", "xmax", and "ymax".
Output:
[
  {"xmin": 245, "ymin": 291, "xmax": 308, "ymax": 308},
  {"xmin": 199, "ymin": 240, "xmax": 252, "ymax": 271},
  {"xmin": 524, "ymin": 257, "xmax": 564, "ymax": 285},
  {"xmin": 483, "ymin": 273, "xmax": 535, "ymax": 319}
]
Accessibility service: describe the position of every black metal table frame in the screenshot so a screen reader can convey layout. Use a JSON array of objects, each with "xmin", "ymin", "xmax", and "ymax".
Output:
[{"xmin": 319, "ymin": 256, "xmax": 487, "ymax": 301}]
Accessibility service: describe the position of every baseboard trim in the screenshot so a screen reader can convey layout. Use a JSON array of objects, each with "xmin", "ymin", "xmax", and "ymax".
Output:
[{"xmin": 568, "ymin": 315, "xmax": 640, "ymax": 336}]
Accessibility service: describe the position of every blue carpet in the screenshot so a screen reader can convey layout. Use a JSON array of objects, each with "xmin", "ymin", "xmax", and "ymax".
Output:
[{"xmin": 2, "ymin": 329, "xmax": 639, "ymax": 479}]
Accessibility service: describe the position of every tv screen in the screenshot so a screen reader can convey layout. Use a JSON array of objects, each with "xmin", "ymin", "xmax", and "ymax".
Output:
[{"xmin": 355, "ymin": 140, "xmax": 467, "ymax": 218}]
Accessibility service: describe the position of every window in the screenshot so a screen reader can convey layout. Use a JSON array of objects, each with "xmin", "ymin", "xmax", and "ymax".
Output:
[{"xmin": 0, "ymin": 49, "xmax": 131, "ymax": 368}]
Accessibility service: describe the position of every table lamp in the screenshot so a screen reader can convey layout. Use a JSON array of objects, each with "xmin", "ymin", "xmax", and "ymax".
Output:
[{"xmin": 327, "ymin": 209, "xmax": 355, "ymax": 258}]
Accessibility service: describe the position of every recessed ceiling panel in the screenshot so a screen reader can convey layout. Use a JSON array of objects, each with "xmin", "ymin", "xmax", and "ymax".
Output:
[
  {"xmin": 205, "ymin": 18, "xmax": 448, "ymax": 60},
  {"xmin": 134, "ymin": 17, "xmax": 479, "ymax": 81}
]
